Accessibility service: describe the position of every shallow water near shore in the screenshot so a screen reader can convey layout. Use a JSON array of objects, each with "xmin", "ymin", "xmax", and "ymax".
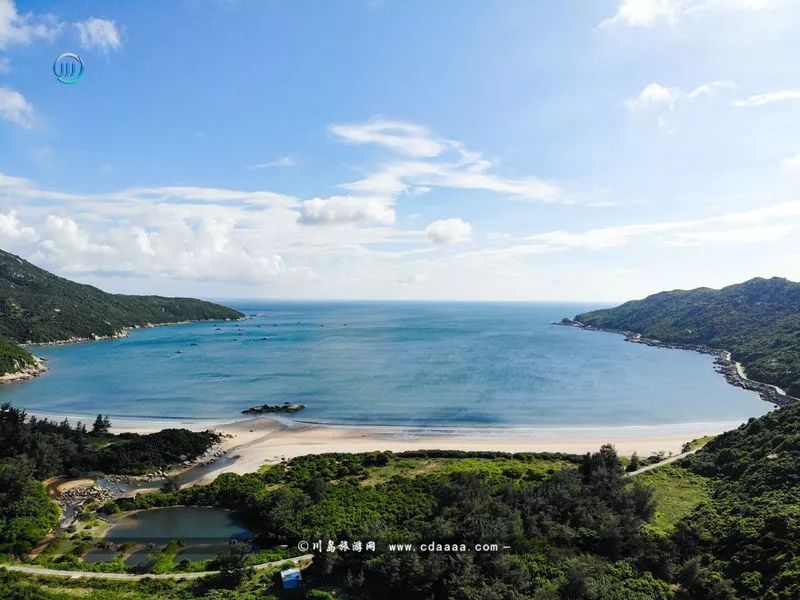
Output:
[{"xmin": 1, "ymin": 301, "xmax": 770, "ymax": 428}]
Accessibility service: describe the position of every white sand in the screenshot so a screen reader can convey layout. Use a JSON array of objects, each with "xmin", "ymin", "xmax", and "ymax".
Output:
[{"xmin": 96, "ymin": 415, "xmax": 742, "ymax": 484}]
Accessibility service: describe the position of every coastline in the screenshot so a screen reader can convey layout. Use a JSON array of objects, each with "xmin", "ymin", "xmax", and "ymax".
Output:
[
  {"xmin": 0, "ymin": 356, "xmax": 48, "ymax": 384},
  {"xmin": 560, "ymin": 319, "xmax": 797, "ymax": 408},
  {"xmin": 12, "ymin": 314, "xmax": 777, "ymax": 482},
  {"xmin": 24, "ymin": 316, "xmax": 245, "ymax": 348},
  {"xmin": 5, "ymin": 317, "xmax": 244, "ymax": 385},
  {"xmin": 72, "ymin": 414, "xmax": 743, "ymax": 486}
]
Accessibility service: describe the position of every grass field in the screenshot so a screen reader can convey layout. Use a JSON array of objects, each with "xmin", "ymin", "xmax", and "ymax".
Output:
[
  {"xmin": 636, "ymin": 463, "xmax": 711, "ymax": 534},
  {"xmin": 360, "ymin": 455, "xmax": 576, "ymax": 485}
]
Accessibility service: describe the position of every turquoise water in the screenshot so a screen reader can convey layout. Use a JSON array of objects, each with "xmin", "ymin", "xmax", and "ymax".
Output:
[{"xmin": 0, "ymin": 301, "xmax": 769, "ymax": 428}]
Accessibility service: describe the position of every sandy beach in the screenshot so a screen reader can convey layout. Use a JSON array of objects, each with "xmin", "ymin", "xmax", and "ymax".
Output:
[{"xmin": 97, "ymin": 415, "xmax": 743, "ymax": 484}]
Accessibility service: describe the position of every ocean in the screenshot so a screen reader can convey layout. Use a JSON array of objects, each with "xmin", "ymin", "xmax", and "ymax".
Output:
[{"xmin": 0, "ymin": 301, "xmax": 769, "ymax": 429}]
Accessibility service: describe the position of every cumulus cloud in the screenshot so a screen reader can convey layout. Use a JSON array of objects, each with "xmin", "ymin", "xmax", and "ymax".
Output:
[
  {"xmin": 602, "ymin": 0, "xmax": 777, "ymax": 28},
  {"xmin": 626, "ymin": 80, "xmax": 736, "ymax": 111},
  {"xmin": 426, "ymin": 218, "xmax": 472, "ymax": 245},
  {"xmin": 625, "ymin": 83, "xmax": 682, "ymax": 111},
  {"xmin": 75, "ymin": 17, "xmax": 122, "ymax": 52},
  {"xmin": 734, "ymin": 90, "xmax": 800, "ymax": 108},
  {"xmin": 0, "ymin": 85, "xmax": 34, "ymax": 127},
  {"xmin": 0, "ymin": 209, "xmax": 37, "ymax": 243},
  {"xmin": 299, "ymin": 196, "xmax": 396, "ymax": 225},
  {"xmin": 0, "ymin": 0, "xmax": 61, "ymax": 49}
]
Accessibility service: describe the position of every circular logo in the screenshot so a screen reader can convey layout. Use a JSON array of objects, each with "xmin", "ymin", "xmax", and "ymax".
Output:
[{"xmin": 53, "ymin": 53, "xmax": 84, "ymax": 84}]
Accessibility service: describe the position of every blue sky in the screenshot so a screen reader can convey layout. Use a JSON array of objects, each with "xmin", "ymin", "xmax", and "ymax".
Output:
[{"xmin": 1, "ymin": 0, "xmax": 800, "ymax": 301}]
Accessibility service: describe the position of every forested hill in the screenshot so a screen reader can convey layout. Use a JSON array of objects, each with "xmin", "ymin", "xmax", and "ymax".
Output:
[
  {"xmin": 572, "ymin": 277, "xmax": 800, "ymax": 397},
  {"xmin": 0, "ymin": 249, "xmax": 243, "ymax": 344}
]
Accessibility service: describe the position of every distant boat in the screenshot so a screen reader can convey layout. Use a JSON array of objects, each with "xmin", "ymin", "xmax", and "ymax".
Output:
[{"xmin": 175, "ymin": 350, "xmax": 184, "ymax": 354}]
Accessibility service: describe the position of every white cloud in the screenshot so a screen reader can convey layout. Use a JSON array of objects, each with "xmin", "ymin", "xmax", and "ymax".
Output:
[
  {"xmin": 246, "ymin": 155, "xmax": 296, "ymax": 169},
  {"xmin": 340, "ymin": 155, "xmax": 561, "ymax": 203},
  {"xmin": 0, "ymin": 85, "xmax": 34, "ymax": 127},
  {"xmin": 0, "ymin": 209, "xmax": 37, "ymax": 243},
  {"xmin": 603, "ymin": 0, "xmax": 684, "ymax": 28},
  {"xmin": 75, "ymin": 17, "xmax": 121, "ymax": 52},
  {"xmin": 330, "ymin": 119, "xmax": 448, "ymax": 157},
  {"xmin": 626, "ymin": 83, "xmax": 681, "ymax": 111},
  {"xmin": 0, "ymin": 171, "xmax": 29, "ymax": 187},
  {"xmin": 687, "ymin": 80, "xmax": 737, "ymax": 99},
  {"xmin": 0, "ymin": 0, "xmax": 61, "ymax": 49},
  {"xmin": 426, "ymin": 218, "xmax": 472, "ymax": 245},
  {"xmin": 666, "ymin": 224, "xmax": 796, "ymax": 245},
  {"xmin": 734, "ymin": 90, "xmax": 800, "ymax": 108},
  {"xmin": 602, "ymin": 0, "xmax": 778, "ymax": 28},
  {"xmin": 524, "ymin": 201, "xmax": 800, "ymax": 251},
  {"xmin": 299, "ymin": 196, "xmax": 396, "ymax": 225},
  {"xmin": 626, "ymin": 80, "xmax": 735, "ymax": 111}
]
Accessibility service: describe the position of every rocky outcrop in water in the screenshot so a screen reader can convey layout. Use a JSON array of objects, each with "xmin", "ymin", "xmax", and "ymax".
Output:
[{"xmin": 242, "ymin": 402, "xmax": 305, "ymax": 415}]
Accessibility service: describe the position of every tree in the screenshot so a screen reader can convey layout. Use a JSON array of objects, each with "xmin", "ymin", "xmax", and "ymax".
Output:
[
  {"xmin": 0, "ymin": 457, "xmax": 59, "ymax": 554},
  {"xmin": 213, "ymin": 542, "xmax": 253, "ymax": 588},
  {"xmin": 626, "ymin": 451, "xmax": 641, "ymax": 472},
  {"xmin": 92, "ymin": 414, "xmax": 111, "ymax": 435}
]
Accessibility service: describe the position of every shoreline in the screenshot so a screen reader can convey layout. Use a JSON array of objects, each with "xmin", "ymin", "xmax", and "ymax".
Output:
[
  {"xmin": 23, "ymin": 410, "xmax": 737, "ymax": 490},
  {"xmin": 62, "ymin": 414, "xmax": 744, "ymax": 487},
  {"xmin": 3, "ymin": 317, "xmax": 244, "ymax": 385},
  {"xmin": 0, "ymin": 357, "xmax": 48, "ymax": 384},
  {"xmin": 13, "ymin": 316, "xmax": 781, "ymax": 482},
  {"xmin": 560, "ymin": 319, "xmax": 797, "ymax": 408},
  {"xmin": 24, "ymin": 316, "xmax": 245, "ymax": 348},
  {"xmin": 178, "ymin": 417, "xmax": 739, "ymax": 484}
]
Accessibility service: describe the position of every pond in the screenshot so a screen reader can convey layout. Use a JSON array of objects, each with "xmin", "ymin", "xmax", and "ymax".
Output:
[{"xmin": 105, "ymin": 506, "xmax": 251, "ymax": 543}]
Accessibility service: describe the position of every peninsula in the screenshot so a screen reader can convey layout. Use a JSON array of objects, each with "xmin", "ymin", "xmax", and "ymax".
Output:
[
  {"xmin": 0, "ymin": 249, "xmax": 244, "ymax": 379},
  {"xmin": 565, "ymin": 277, "xmax": 800, "ymax": 401}
]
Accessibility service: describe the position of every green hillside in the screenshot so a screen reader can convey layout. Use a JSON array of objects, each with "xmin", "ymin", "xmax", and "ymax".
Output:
[
  {"xmin": 0, "ymin": 248, "xmax": 243, "ymax": 343},
  {"xmin": 0, "ymin": 248, "xmax": 244, "ymax": 375},
  {"xmin": 0, "ymin": 337, "xmax": 36, "ymax": 377},
  {"xmin": 573, "ymin": 277, "xmax": 800, "ymax": 397}
]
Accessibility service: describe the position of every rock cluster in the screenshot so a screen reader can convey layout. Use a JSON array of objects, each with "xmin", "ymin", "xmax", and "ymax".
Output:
[
  {"xmin": 242, "ymin": 402, "xmax": 305, "ymax": 415},
  {"xmin": 0, "ymin": 357, "xmax": 48, "ymax": 383}
]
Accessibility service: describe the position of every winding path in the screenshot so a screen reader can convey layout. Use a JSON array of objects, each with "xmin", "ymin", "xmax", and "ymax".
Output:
[
  {"xmin": 0, "ymin": 554, "xmax": 313, "ymax": 581},
  {"xmin": 624, "ymin": 447, "xmax": 700, "ymax": 477}
]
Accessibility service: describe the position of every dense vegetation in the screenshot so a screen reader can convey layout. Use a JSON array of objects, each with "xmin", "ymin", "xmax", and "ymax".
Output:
[
  {"xmin": 0, "ymin": 336, "xmax": 35, "ymax": 376},
  {"xmin": 677, "ymin": 405, "xmax": 800, "ymax": 599},
  {"xmin": 573, "ymin": 277, "xmax": 800, "ymax": 396},
  {"xmin": 104, "ymin": 446, "xmax": 675, "ymax": 599},
  {"xmin": 91, "ymin": 406, "xmax": 799, "ymax": 599},
  {"xmin": 0, "ymin": 457, "xmax": 60, "ymax": 554},
  {"xmin": 0, "ymin": 247, "xmax": 243, "ymax": 350},
  {"xmin": 3, "ymin": 398, "xmax": 800, "ymax": 598},
  {"xmin": 0, "ymin": 403, "xmax": 218, "ymax": 478}
]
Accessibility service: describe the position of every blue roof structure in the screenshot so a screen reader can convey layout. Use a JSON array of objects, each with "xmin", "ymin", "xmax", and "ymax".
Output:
[{"xmin": 281, "ymin": 567, "xmax": 303, "ymax": 590}]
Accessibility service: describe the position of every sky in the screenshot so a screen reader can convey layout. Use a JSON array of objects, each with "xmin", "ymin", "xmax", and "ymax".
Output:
[{"xmin": 1, "ymin": 0, "xmax": 800, "ymax": 302}]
